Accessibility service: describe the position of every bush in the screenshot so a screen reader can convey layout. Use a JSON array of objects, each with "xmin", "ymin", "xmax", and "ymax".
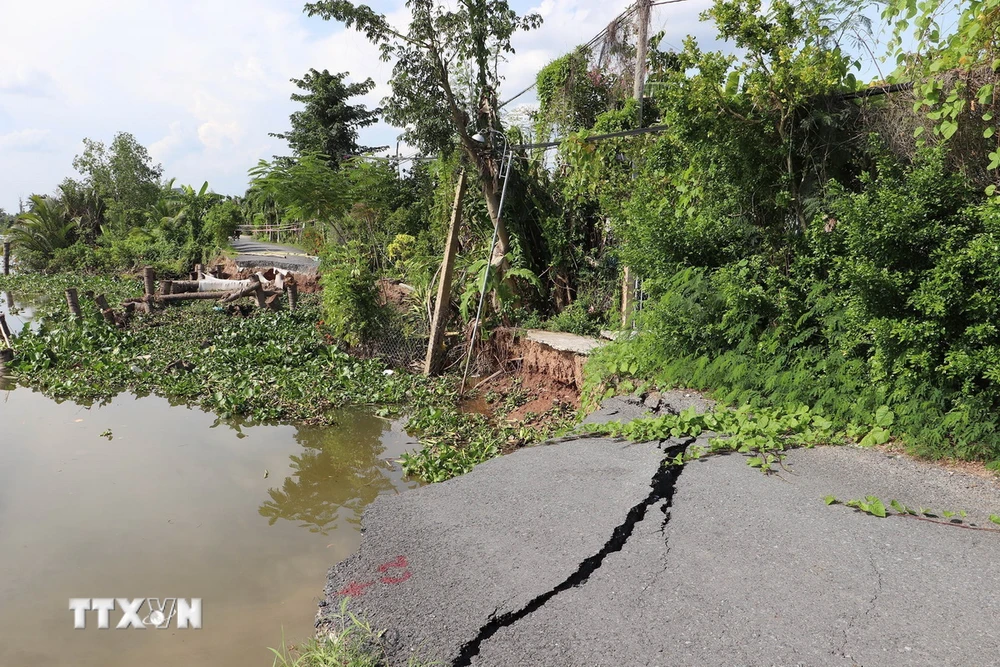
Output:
[
  {"xmin": 590, "ymin": 148, "xmax": 1000, "ymax": 460},
  {"xmin": 201, "ymin": 200, "xmax": 243, "ymax": 255},
  {"xmin": 319, "ymin": 241, "xmax": 384, "ymax": 346}
]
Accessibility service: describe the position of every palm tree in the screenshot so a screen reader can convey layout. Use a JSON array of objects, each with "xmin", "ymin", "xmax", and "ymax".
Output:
[{"xmin": 8, "ymin": 195, "xmax": 78, "ymax": 268}]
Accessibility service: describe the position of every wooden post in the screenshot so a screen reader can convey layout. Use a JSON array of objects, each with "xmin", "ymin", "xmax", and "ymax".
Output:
[
  {"xmin": 621, "ymin": 0, "xmax": 651, "ymax": 329},
  {"xmin": 143, "ymin": 266, "xmax": 156, "ymax": 301},
  {"xmin": 94, "ymin": 294, "xmax": 117, "ymax": 325},
  {"xmin": 285, "ymin": 275, "xmax": 298, "ymax": 311},
  {"xmin": 194, "ymin": 263, "xmax": 203, "ymax": 279},
  {"xmin": 424, "ymin": 170, "xmax": 467, "ymax": 375},
  {"xmin": 253, "ymin": 279, "xmax": 267, "ymax": 308},
  {"xmin": 0, "ymin": 313, "xmax": 13, "ymax": 349},
  {"xmin": 65, "ymin": 288, "xmax": 82, "ymax": 320},
  {"xmin": 221, "ymin": 275, "xmax": 262, "ymax": 303},
  {"xmin": 621, "ymin": 266, "xmax": 635, "ymax": 328},
  {"xmin": 3, "ymin": 241, "xmax": 9, "ymax": 275},
  {"xmin": 160, "ymin": 280, "xmax": 173, "ymax": 296},
  {"xmin": 158, "ymin": 291, "xmax": 231, "ymax": 302}
]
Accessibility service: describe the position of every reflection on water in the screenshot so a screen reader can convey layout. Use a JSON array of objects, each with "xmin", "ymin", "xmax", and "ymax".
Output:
[
  {"xmin": 260, "ymin": 419, "xmax": 400, "ymax": 534},
  {"xmin": 0, "ymin": 388, "xmax": 417, "ymax": 667},
  {"xmin": 0, "ymin": 288, "xmax": 39, "ymax": 332}
]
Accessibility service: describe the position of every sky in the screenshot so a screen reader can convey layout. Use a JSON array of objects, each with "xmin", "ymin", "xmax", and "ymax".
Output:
[{"xmin": 0, "ymin": 0, "xmax": 883, "ymax": 213}]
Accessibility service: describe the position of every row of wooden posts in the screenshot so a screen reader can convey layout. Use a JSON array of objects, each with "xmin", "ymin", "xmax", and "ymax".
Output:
[
  {"xmin": 62, "ymin": 266, "xmax": 299, "ymax": 327},
  {"xmin": 1, "ymin": 242, "xmax": 13, "ymax": 365}
]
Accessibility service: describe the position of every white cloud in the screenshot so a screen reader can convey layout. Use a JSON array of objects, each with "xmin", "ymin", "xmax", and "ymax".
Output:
[
  {"xmin": 0, "ymin": 129, "xmax": 53, "ymax": 152},
  {"xmin": 0, "ymin": 0, "xmax": 734, "ymax": 210},
  {"xmin": 149, "ymin": 122, "xmax": 187, "ymax": 164},
  {"xmin": 198, "ymin": 121, "xmax": 245, "ymax": 150}
]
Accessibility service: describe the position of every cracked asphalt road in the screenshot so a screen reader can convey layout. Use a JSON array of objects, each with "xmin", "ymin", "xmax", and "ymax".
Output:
[{"xmin": 319, "ymin": 397, "xmax": 1000, "ymax": 666}]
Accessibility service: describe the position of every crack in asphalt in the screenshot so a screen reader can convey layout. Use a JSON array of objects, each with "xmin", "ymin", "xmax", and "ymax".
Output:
[
  {"xmin": 837, "ymin": 553, "xmax": 883, "ymax": 661},
  {"xmin": 452, "ymin": 438, "xmax": 694, "ymax": 667}
]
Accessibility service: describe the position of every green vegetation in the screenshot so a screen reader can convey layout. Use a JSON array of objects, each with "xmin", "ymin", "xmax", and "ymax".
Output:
[
  {"xmin": 825, "ymin": 494, "xmax": 1000, "ymax": 530},
  {"xmin": 567, "ymin": 0, "xmax": 1000, "ymax": 464},
  {"xmin": 10, "ymin": 0, "xmax": 1000, "ymax": 480},
  {"xmin": 586, "ymin": 404, "xmax": 849, "ymax": 473},
  {"xmin": 270, "ymin": 599, "xmax": 439, "ymax": 667},
  {"xmin": 0, "ymin": 272, "xmax": 564, "ymax": 481}
]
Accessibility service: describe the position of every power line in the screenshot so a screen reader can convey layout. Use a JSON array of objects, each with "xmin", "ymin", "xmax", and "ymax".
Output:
[
  {"xmin": 499, "ymin": 2, "xmax": 639, "ymax": 108},
  {"xmin": 498, "ymin": 0, "xmax": 695, "ymax": 109},
  {"xmin": 511, "ymin": 123, "xmax": 670, "ymax": 150}
]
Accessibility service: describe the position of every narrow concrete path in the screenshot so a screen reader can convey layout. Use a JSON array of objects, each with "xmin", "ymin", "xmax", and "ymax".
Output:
[
  {"xmin": 230, "ymin": 235, "xmax": 319, "ymax": 272},
  {"xmin": 319, "ymin": 395, "xmax": 1000, "ymax": 666}
]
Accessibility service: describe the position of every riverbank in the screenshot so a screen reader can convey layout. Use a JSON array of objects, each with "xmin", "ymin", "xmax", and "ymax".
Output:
[{"xmin": 0, "ymin": 271, "xmax": 583, "ymax": 483}]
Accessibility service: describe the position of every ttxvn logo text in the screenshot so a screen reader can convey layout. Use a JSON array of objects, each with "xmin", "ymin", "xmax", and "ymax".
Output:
[{"xmin": 69, "ymin": 598, "xmax": 202, "ymax": 629}]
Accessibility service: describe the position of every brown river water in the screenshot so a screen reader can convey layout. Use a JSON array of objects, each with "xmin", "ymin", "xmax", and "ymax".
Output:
[{"xmin": 0, "ymin": 292, "xmax": 419, "ymax": 666}]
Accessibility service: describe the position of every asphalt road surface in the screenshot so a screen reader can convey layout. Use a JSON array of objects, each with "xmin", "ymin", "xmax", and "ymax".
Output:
[
  {"xmin": 320, "ymin": 395, "xmax": 1000, "ymax": 666},
  {"xmin": 230, "ymin": 236, "xmax": 318, "ymax": 272}
]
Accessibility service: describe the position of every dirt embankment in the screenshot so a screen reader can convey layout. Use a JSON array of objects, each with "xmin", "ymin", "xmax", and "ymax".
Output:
[
  {"xmin": 471, "ymin": 331, "xmax": 592, "ymax": 424},
  {"xmin": 212, "ymin": 257, "xmax": 321, "ymax": 292}
]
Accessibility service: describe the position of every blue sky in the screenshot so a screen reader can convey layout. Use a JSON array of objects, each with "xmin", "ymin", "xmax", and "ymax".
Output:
[{"xmin": 0, "ymin": 0, "xmax": 886, "ymax": 213}]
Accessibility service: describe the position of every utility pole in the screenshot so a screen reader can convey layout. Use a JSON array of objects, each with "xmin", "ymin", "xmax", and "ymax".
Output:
[
  {"xmin": 622, "ymin": 0, "xmax": 651, "ymax": 328},
  {"xmin": 632, "ymin": 0, "xmax": 652, "ymax": 123}
]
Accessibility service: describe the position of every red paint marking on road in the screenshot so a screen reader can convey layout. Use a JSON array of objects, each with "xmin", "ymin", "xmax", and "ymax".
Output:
[
  {"xmin": 378, "ymin": 555, "xmax": 408, "ymax": 572},
  {"xmin": 338, "ymin": 580, "xmax": 376, "ymax": 597},
  {"xmin": 380, "ymin": 571, "xmax": 412, "ymax": 585}
]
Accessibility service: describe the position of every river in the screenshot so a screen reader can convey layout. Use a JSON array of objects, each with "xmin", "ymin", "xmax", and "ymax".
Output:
[{"xmin": 0, "ymin": 291, "xmax": 419, "ymax": 666}]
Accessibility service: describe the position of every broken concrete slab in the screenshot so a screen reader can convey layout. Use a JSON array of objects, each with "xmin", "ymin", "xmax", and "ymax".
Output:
[
  {"xmin": 656, "ymin": 389, "xmax": 716, "ymax": 415},
  {"xmin": 318, "ymin": 437, "xmax": 668, "ymax": 666},
  {"xmin": 524, "ymin": 329, "xmax": 606, "ymax": 355},
  {"xmin": 579, "ymin": 396, "xmax": 654, "ymax": 426}
]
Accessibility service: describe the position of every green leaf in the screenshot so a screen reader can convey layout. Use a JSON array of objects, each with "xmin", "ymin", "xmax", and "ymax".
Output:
[
  {"xmin": 874, "ymin": 406, "xmax": 895, "ymax": 428},
  {"xmin": 824, "ymin": 495, "xmax": 838, "ymax": 505},
  {"xmin": 991, "ymin": 514, "xmax": 1000, "ymax": 525},
  {"xmin": 867, "ymin": 496, "xmax": 887, "ymax": 518},
  {"xmin": 985, "ymin": 127, "xmax": 995, "ymax": 139},
  {"xmin": 890, "ymin": 499, "xmax": 906, "ymax": 514},
  {"xmin": 942, "ymin": 510, "xmax": 956, "ymax": 519}
]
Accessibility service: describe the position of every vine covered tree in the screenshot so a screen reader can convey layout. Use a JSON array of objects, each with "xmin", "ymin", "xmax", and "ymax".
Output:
[
  {"xmin": 304, "ymin": 0, "xmax": 542, "ymax": 265},
  {"xmin": 270, "ymin": 68, "xmax": 384, "ymax": 168}
]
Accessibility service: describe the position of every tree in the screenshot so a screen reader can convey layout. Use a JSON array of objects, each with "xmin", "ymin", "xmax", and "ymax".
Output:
[
  {"xmin": 270, "ymin": 68, "xmax": 384, "ymax": 168},
  {"xmin": 8, "ymin": 195, "xmax": 77, "ymax": 269},
  {"xmin": 56, "ymin": 177, "xmax": 106, "ymax": 241},
  {"xmin": 72, "ymin": 132, "xmax": 163, "ymax": 229},
  {"xmin": 247, "ymin": 153, "xmax": 347, "ymax": 225},
  {"xmin": 304, "ymin": 0, "xmax": 542, "ymax": 265}
]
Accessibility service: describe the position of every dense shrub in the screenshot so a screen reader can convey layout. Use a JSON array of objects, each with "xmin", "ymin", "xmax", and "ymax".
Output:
[
  {"xmin": 588, "ymin": 149, "xmax": 1000, "ymax": 460},
  {"xmin": 319, "ymin": 241, "xmax": 384, "ymax": 345}
]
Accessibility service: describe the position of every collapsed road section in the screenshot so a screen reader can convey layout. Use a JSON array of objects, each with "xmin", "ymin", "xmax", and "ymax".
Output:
[{"xmin": 318, "ymin": 395, "xmax": 1000, "ymax": 667}]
